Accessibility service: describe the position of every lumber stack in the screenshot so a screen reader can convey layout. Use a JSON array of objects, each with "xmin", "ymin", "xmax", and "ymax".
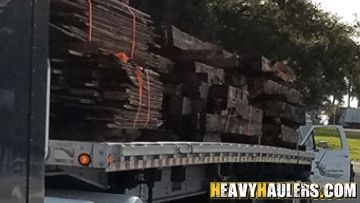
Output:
[
  {"xmin": 50, "ymin": 52, "xmax": 164, "ymax": 140},
  {"xmin": 49, "ymin": 1, "xmax": 172, "ymax": 141},
  {"xmin": 234, "ymin": 56, "xmax": 305, "ymax": 148},
  {"xmin": 207, "ymin": 85, "xmax": 263, "ymax": 137},
  {"xmin": 163, "ymin": 61, "xmax": 224, "ymax": 141},
  {"xmin": 159, "ymin": 26, "xmax": 314, "ymax": 145},
  {"xmin": 49, "ymin": 0, "xmax": 172, "ymax": 73},
  {"xmin": 48, "ymin": 0, "xmax": 305, "ymax": 149},
  {"xmin": 159, "ymin": 26, "xmax": 263, "ymax": 142}
]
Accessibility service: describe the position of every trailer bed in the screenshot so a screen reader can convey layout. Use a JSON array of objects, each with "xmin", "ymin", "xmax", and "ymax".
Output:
[{"xmin": 46, "ymin": 140, "xmax": 314, "ymax": 172}]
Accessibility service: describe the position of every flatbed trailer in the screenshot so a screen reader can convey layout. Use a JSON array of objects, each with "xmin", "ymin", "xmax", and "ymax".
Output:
[
  {"xmin": 0, "ymin": 1, "xmax": 329, "ymax": 203},
  {"xmin": 46, "ymin": 141, "xmax": 313, "ymax": 172},
  {"xmin": 45, "ymin": 140, "xmax": 314, "ymax": 203}
]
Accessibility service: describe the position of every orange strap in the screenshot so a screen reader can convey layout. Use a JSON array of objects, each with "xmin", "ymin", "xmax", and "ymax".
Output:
[
  {"xmin": 133, "ymin": 67, "xmax": 143, "ymax": 128},
  {"xmin": 127, "ymin": 6, "xmax": 136, "ymax": 58},
  {"xmin": 115, "ymin": 51, "xmax": 129, "ymax": 63},
  {"xmin": 87, "ymin": 0, "xmax": 93, "ymax": 42},
  {"xmin": 144, "ymin": 70, "xmax": 151, "ymax": 127},
  {"xmin": 115, "ymin": 6, "xmax": 136, "ymax": 60}
]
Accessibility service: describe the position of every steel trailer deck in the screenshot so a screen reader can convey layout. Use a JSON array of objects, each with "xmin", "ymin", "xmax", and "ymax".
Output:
[{"xmin": 46, "ymin": 140, "xmax": 314, "ymax": 172}]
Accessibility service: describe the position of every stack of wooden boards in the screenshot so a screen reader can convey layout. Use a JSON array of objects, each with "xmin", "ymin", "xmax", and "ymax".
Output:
[
  {"xmin": 49, "ymin": 0, "xmax": 305, "ymax": 148},
  {"xmin": 158, "ymin": 26, "xmax": 305, "ymax": 147},
  {"xmin": 51, "ymin": 53, "xmax": 163, "ymax": 128},
  {"xmin": 49, "ymin": 0, "xmax": 171, "ymax": 73},
  {"xmin": 234, "ymin": 56, "xmax": 305, "ymax": 147},
  {"xmin": 49, "ymin": 1, "xmax": 170, "ymax": 141},
  {"xmin": 158, "ymin": 26, "xmax": 263, "ymax": 143}
]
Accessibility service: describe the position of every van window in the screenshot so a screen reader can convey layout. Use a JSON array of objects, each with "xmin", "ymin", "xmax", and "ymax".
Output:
[{"xmin": 313, "ymin": 127, "xmax": 342, "ymax": 150}]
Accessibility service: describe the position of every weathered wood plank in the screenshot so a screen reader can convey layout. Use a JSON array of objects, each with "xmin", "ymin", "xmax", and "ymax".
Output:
[
  {"xmin": 262, "ymin": 101, "xmax": 305, "ymax": 126},
  {"xmin": 194, "ymin": 62, "xmax": 225, "ymax": 85},
  {"xmin": 160, "ymin": 49, "xmax": 239, "ymax": 68},
  {"xmin": 208, "ymin": 85, "xmax": 249, "ymax": 112},
  {"xmin": 162, "ymin": 25, "xmax": 215, "ymax": 50},
  {"xmin": 249, "ymin": 78, "xmax": 301, "ymax": 104},
  {"xmin": 205, "ymin": 112, "xmax": 262, "ymax": 136},
  {"xmin": 50, "ymin": 0, "xmax": 172, "ymax": 73},
  {"xmin": 263, "ymin": 124, "xmax": 299, "ymax": 144},
  {"xmin": 51, "ymin": 52, "xmax": 165, "ymax": 134},
  {"xmin": 237, "ymin": 56, "xmax": 296, "ymax": 82}
]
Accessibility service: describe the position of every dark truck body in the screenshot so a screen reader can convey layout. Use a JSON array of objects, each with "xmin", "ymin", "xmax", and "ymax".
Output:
[{"xmin": 0, "ymin": 0, "xmax": 49, "ymax": 202}]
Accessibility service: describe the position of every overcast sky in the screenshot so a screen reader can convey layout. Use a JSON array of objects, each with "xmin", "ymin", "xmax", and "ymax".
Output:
[{"xmin": 312, "ymin": 0, "xmax": 359, "ymax": 24}]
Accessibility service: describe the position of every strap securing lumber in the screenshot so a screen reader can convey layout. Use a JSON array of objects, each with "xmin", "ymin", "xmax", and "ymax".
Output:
[
  {"xmin": 127, "ymin": 6, "xmax": 136, "ymax": 58},
  {"xmin": 133, "ymin": 67, "xmax": 143, "ymax": 128},
  {"xmin": 145, "ymin": 70, "xmax": 151, "ymax": 127},
  {"xmin": 87, "ymin": 0, "xmax": 93, "ymax": 41},
  {"xmin": 115, "ymin": 51, "xmax": 130, "ymax": 63}
]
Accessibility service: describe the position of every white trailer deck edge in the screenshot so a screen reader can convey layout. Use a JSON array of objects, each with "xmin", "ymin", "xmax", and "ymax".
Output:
[{"xmin": 46, "ymin": 140, "xmax": 314, "ymax": 172}]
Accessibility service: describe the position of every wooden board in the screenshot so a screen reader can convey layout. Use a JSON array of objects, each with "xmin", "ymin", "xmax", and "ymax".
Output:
[
  {"xmin": 228, "ymin": 104, "xmax": 263, "ymax": 123},
  {"xmin": 262, "ymin": 101, "xmax": 305, "ymax": 126},
  {"xmin": 159, "ymin": 49, "xmax": 239, "ymax": 68},
  {"xmin": 159, "ymin": 25, "xmax": 237, "ymax": 67},
  {"xmin": 50, "ymin": 0, "xmax": 172, "ymax": 73},
  {"xmin": 162, "ymin": 25, "xmax": 215, "ymax": 50},
  {"xmin": 205, "ymin": 113, "xmax": 262, "ymax": 136},
  {"xmin": 263, "ymin": 124, "xmax": 299, "ymax": 144},
  {"xmin": 249, "ymin": 78, "xmax": 301, "ymax": 104},
  {"xmin": 171, "ymin": 61, "xmax": 224, "ymax": 85},
  {"xmin": 208, "ymin": 85, "xmax": 249, "ymax": 112},
  {"xmin": 50, "ymin": 52, "xmax": 164, "ymax": 133},
  {"xmin": 194, "ymin": 62, "xmax": 225, "ymax": 85},
  {"xmin": 237, "ymin": 56, "xmax": 296, "ymax": 83}
]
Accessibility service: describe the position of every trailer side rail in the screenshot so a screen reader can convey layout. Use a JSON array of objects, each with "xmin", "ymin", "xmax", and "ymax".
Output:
[{"xmin": 46, "ymin": 140, "xmax": 314, "ymax": 172}]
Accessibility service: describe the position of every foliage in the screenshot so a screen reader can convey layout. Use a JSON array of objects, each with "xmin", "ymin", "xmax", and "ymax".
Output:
[
  {"xmin": 209, "ymin": 0, "xmax": 360, "ymax": 108},
  {"xmin": 133, "ymin": 0, "xmax": 219, "ymax": 41}
]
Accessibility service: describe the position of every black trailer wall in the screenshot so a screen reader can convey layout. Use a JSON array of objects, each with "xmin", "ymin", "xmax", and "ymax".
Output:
[{"xmin": 0, "ymin": 0, "xmax": 49, "ymax": 203}]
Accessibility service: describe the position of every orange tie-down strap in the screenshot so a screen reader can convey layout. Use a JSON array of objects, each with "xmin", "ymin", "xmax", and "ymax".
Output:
[
  {"xmin": 145, "ymin": 70, "xmax": 151, "ymax": 127},
  {"xmin": 132, "ymin": 67, "xmax": 151, "ymax": 128},
  {"xmin": 127, "ymin": 5, "xmax": 136, "ymax": 58},
  {"xmin": 115, "ymin": 51, "xmax": 130, "ymax": 63},
  {"xmin": 87, "ymin": 0, "xmax": 93, "ymax": 42},
  {"xmin": 114, "ymin": 6, "xmax": 136, "ymax": 60},
  {"xmin": 88, "ymin": 1, "xmax": 136, "ymax": 60},
  {"xmin": 133, "ymin": 67, "xmax": 143, "ymax": 128}
]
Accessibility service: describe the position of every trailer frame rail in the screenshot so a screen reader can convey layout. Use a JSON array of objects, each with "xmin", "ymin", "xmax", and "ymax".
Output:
[{"xmin": 46, "ymin": 140, "xmax": 314, "ymax": 172}]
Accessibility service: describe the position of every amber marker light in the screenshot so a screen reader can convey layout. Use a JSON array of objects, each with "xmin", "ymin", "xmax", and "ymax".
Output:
[{"xmin": 78, "ymin": 153, "xmax": 92, "ymax": 166}]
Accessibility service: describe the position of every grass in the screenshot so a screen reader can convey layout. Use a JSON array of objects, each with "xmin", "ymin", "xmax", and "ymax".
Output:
[{"xmin": 313, "ymin": 127, "xmax": 360, "ymax": 160}]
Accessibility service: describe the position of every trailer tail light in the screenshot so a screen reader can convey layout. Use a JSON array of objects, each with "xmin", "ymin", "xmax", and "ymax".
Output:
[{"xmin": 78, "ymin": 153, "xmax": 91, "ymax": 166}]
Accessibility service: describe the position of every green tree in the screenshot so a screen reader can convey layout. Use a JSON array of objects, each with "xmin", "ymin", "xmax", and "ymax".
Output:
[{"xmin": 210, "ymin": 0, "xmax": 360, "ymax": 108}]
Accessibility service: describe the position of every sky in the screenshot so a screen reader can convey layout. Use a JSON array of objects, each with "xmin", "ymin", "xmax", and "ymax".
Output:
[
  {"xmin": 312, "ymin": 0, "xmax": 360, "ymax": 24},
  {"xmin": 312, "ymin": 0, "xmax": 360, "ymax": 108}
]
